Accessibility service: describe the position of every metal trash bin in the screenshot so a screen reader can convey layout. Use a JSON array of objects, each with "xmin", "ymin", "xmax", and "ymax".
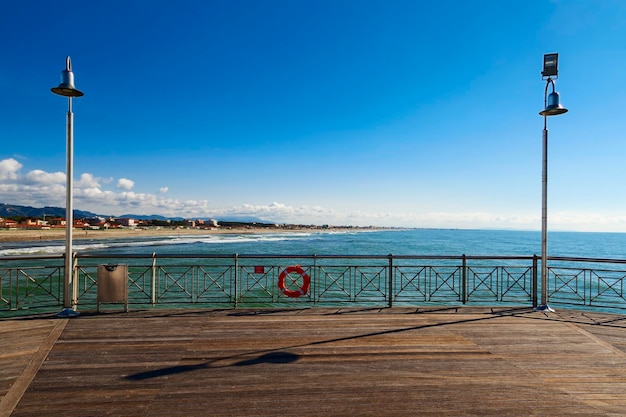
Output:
[{"xmin": 97, "ymin": 264, "xmax": 128, "ymax": 312}]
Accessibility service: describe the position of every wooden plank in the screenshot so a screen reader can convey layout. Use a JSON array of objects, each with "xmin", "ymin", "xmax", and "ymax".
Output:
[
  {"xmin": 0, "ymin": 319, "xmax": 66, "ymax": 417},
  {"xmin": 3, "ymin": 308, "xmax": 626, "ymax": 416}
]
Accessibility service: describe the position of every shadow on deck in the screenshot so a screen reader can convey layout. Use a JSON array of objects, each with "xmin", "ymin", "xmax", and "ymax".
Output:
[{"xmin": 2, "ymin": 307, "xmax": 626, "ymax": 416}]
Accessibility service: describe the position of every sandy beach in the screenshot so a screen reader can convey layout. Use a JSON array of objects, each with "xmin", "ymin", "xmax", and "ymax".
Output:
[{"xmin": 0, "ymin": 227, "xmax": 320, "ymax": 243}]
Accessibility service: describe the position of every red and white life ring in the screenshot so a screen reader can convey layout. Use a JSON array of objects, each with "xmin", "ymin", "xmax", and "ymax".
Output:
[{"xmin": 277, "ymin": 265, "xmax": 310, "ymax": 298}]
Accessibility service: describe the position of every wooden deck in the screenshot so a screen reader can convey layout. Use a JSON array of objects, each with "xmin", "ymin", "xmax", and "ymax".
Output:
[{"xmin": 1, "ymin": 307, "xmax": 626, "ymax": 416}]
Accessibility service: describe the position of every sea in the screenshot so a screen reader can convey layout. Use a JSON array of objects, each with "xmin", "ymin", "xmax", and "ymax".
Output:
[{"xmin": 2, "ymin": 228, "xmax": 626, "ymax": 260}]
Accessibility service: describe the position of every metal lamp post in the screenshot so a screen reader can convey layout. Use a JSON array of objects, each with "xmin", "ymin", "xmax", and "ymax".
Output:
[
  {"xmin": 536, "ymin": 53, "xmax": 568, "ymax": 312},
  {"xmin": 51, "ymin": 56, "xmax": 84, "ymax": 318}
]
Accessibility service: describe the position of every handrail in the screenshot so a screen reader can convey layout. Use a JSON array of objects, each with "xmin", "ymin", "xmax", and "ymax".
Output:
[{"xmin": 2, "ymin": 253, "xmax": 626, "ymax": 314}]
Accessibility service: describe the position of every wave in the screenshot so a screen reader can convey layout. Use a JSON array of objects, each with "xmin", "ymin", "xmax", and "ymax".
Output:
[
  {"xmin": 0, "ymin": 240, "xmax": 121, "ymax": 256},
  {"xmin": 0, "ymin": 231, "xmax": 324, "ymax": 256}
]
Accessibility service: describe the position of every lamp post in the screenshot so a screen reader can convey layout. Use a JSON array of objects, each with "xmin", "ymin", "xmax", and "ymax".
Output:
[
  {"xmin": 51, "ymin": 56, "xmax": 84, "ymax": 318},
  {"xmin": 536, "ymin": 53, "xmax": 568, "ymax": 312}
]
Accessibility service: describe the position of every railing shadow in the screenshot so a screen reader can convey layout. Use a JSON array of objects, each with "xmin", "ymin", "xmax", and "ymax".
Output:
[
  {"xmin": 123, "ymin": 308, "xmax": 537, "ymax": 381},
  {"xmin": 125, "ymin": 351, "xmax": 300, "ymax": 381}
]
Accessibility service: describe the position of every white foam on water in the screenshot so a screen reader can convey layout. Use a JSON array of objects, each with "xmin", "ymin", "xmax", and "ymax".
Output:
[{"xmin": 0, "ymin": 231, "xmax": 325, "ymax": 256}]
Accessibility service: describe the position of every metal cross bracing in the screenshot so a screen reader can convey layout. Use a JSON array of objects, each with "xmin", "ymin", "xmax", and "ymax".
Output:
[
  {"xmin": 0, "ymin": 265, "xmax": 63, "ymax": 310},
  {"xmin": 3, "ymin": 253, "xmax": 626, "ymax": 315}
]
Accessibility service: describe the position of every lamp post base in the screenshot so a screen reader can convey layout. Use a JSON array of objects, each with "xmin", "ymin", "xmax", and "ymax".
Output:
[
  {"xmin": 534, "ymin": 304, "xmax": 555, "ymax": 313},
  {"xmin": 56, "ymin": 307, "xmax": 80, "ymax": 318}
]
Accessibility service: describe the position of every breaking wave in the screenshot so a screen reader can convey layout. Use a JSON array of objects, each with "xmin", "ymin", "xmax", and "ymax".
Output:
[{"xmin": 0, "ymin": 231, "xmax": 343, "ymax": 256}]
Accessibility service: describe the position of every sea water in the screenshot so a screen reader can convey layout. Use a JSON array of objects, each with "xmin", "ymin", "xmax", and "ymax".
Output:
[
  {"xmin": 3, "ymin": 229, "xmax": 626, "ymax": 313},
  {"xmin": 2, "ymin": 228, "xmax": 626, "ymax": 260}
]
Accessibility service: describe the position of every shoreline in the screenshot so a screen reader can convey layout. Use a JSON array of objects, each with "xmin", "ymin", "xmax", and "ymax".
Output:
[{"xmin": 0, "ymin": 227, "xmax": 369, "ymax": 243}]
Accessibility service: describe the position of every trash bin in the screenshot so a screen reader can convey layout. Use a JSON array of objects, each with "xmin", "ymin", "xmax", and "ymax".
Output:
[{"xmin": 97, "ymin": 264, "xmax": 128, "ymax": 312}]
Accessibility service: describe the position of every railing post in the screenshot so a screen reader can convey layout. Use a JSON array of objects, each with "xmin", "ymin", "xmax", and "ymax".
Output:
[
  {"xmin": 234, "ymin": 254, "xmax": 239, "ymax": 308},
  {"xmin": 585, "ymin": 269, "xmax": 590, "ymax": 307},
  {"xmin": 151, "ymin": 252, "xmax": 157, "ymax": 305},
  {"xmin": 71, "ymin": 252, "xmax": 79, "ymax": 309},
  {"xmin": 388, "ymin": 254, "xmax": 393, "ymax": 308},
  {"xmin": 192, "ymin": 258, "xmax": 197, "ymax": 303},
  {"xmin": 10, "ymin": 268, "xmax": 15, "ymax": 310},
  {"xmin": 461, "ymin": 254, "xmax": 467, "ymax": 304},
  {"xmin": 532, "ymin": 255, "xmax": 538, "ymax": 308},
  {"xmin": 313, "ymin": 254, "xmax": 317, "ymax": 305}
]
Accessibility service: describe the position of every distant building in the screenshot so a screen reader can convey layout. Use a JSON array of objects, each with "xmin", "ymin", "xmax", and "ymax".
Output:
[
  {"xmin": 49, "ymin": 218, "xmax": 66, "ymax": 226},
  {"xmin": 189, "ymin": 219, "xmax": 218, "ymax": 229},
  {"xmin": 0, "ymin": 218, "xmax": 18, "ymax": 228},
  {"xmin": 75, "ymin": 220, "xmax": 89, "ymax": 228},
  {"xmin": 20, "ymin": 219, "xmax": 45, "ymax": 227},
  {"xmin": 84, "ymin": 216, "xmax": 106, "ymax": 225},
  {"xmin": 115, "ymin": 218, "xmax": 136, "ymax": 227}
]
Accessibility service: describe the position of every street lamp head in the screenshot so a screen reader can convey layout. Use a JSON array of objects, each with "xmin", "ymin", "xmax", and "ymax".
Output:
[
  {"xmin": 51, "ymin": 56, "xmax": 84, "ymax": 97},
  {"xmin": 539, "ymin": 91, "xmax": 568, "ymax": 116}
]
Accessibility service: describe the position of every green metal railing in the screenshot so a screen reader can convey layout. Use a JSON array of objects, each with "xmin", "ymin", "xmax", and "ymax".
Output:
[{"xmin": 2, "ymin": 253, "xmax": 626, "ymax": 315}]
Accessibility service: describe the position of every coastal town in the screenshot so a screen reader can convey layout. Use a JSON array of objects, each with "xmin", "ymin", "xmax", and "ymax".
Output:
[
  {"xmin": 0, "ymin": 204, "xmax": 372, "ymax": 232},
  {"xmin": 0, "ymin": 205, "xmax": 379, "ymax": 244},
  {"xmin": 0, "ymin": 215, "xmax": 348, "ymax": 232},
  {"xmin": 0, "ymin": 215, "xmax": 220, "ymax": 231}
]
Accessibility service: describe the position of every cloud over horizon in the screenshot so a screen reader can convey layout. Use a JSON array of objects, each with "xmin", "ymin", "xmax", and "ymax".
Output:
[{"xmin": 1, "ymin": 158, "xmax": 624, "ymax": 232}]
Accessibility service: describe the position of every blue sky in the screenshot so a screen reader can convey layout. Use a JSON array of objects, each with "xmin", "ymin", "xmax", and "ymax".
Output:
[{"xmin": 1, "ymin": 0, "xmax": 625, "ymax": 231}]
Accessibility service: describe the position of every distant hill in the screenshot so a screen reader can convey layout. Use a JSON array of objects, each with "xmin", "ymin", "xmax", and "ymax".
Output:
[
  {"xmin": 121, "ymin": 213, "xmax": 274, "ymax": 224},
  {"xmin": 0, "ymin": 203, "xmax": 99, "ymax": 219},
  {"xmin": 0, "ymin": 203, "xmax": 274, "ymax": 224}
]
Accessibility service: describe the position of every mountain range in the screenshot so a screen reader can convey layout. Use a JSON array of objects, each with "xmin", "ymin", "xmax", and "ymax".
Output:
[{"xmin": 0, "ymin": 203, "xmax": 270, "ymax": 224}]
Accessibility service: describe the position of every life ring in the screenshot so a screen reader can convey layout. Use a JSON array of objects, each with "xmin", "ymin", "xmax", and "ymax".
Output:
[{"xmin": 278, "ymin": 265, "xmax": 310, "ymax": 298}]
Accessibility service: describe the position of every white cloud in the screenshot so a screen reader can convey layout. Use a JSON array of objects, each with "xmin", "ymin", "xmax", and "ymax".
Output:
[
  {"xmin": 549, "ymin": 211, "xmax": 626, "ymax": 232},
  {"xmin": 2, "ymin": 157, "xmax": 626, "ymax": 232},
  {"xmin": 23, "ymin": 169, "xmax": 65, "ymax": 185},
  {"xmin": 0, "ymin": 158, "xmax": 22, "ymax": 180},
  {"xmin": 117, "ymin": 178, "xmax": 135, "ymax": 190},
  {"xmin": 118, "ymin": 191, "xmax": 155, "ymax": 205},
  {"xmin": 76, "ymin": 173, "xmax": 101, "ymax": 188},
  {"xmin": 76, "ymin": 187, "xmax": 116, "ymax": 201}
]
